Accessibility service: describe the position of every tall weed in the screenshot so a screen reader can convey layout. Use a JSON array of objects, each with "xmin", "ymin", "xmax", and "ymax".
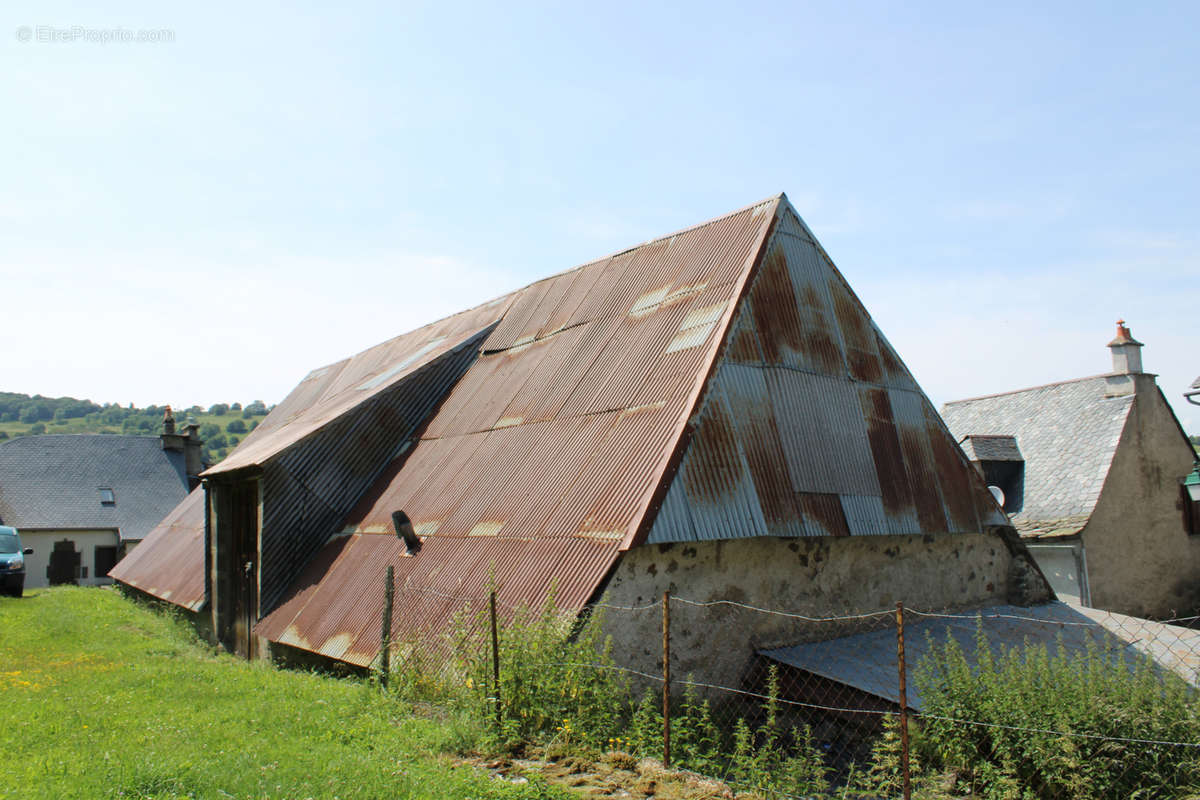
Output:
[{"xmin": 914, "ymin": 621, "xmax": 1200, "ymax": 800}]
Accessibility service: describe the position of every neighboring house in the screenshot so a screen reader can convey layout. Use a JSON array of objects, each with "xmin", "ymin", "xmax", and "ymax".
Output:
[
  {"xmin": 1186, "ymin": 375, "xmax": 1200, "ymax": 407},
  {"xmin": 0, "ymin": 412, "xmax": 203, "ymax": 588},
  {"xmin": 941, "ymin": 324, "xmax": 1200, "ymax": 619},
  {"xmin": 112, "ymin": 195, "xmax": 1051, "ymax": 690}
]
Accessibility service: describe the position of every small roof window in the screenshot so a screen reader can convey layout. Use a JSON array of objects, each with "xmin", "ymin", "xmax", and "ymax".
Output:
[{"xmin": 99, "ymin": 488, "xmax": 116, "ymax": 506}]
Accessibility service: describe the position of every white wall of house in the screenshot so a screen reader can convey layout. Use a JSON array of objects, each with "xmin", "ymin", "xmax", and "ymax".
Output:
[
  {"xmin": 1083, "ymin": 379, "xmax": 1200, "ymax": 618},
  {"xmin": 19, "ymin": 529, "xmax": 121, "ymax": 589}
]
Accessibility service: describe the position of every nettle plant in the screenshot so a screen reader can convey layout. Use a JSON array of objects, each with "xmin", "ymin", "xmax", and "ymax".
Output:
[{"xmin": 914, "ymin": 621, "xmax": 1200, "ymax": 800}]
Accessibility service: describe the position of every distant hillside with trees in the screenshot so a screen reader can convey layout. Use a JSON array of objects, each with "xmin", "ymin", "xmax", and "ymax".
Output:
[{"xmin": 0, "ymin": 392, "xmax": 272, "ymax": 465}]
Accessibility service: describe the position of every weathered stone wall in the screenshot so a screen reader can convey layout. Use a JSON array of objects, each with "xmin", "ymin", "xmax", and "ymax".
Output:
[
  {"xmin": 1082, "ymin": 379, "xmax": 1200, "ymax": 618},
  {"xmin": 599, "ymin": 532, "xmax": 1015, "ymax": 691}
]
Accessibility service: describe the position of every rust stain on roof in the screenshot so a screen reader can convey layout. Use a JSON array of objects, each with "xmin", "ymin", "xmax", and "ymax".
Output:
[
  {"xmin": 115, "ymin": 194, "xmax": 1011, "ymax": 669},
  {"xmin": 255, "ymin": 534, "xmax": 623, "ymax": 668},
  {"xmin": 107, "ymin": 487, "xmax": 206, "ymax": 611},
  {"xmin": 828, "ymin": 275, "xmax": 883, "ymax": 384},
  {"xmin": 860, "ymin": 387, "xmax": 913, "ymax": 518}
]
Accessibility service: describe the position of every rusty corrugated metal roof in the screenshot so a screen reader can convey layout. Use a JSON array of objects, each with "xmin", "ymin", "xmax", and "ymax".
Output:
[
  {"xmin": 644, "ymin": 205, "xmax": 1007, "ymax": 545},
  {"xmin": 255, "ymin": 534, "xmax": 623, "ymax": 667},
  {"xmin": 115, "ymin": 197, "xmax": 779, "ymax": 621},
  {"xmin": 263, "ymin": 199, "xmax": 779, "ymax": 661},
  {"xmin": 116, "ymin": 194, "xmax": 1012, "ymax": 671},
  {"xmin": 107, "ymin": 487, "xmax": 206, "ymax": 611},
  {"xmin": 207, "ymin": 300, "xmax": 512, "ymax": 475}
]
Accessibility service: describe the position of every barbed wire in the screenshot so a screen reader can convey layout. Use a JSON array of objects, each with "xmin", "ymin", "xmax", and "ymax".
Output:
[
  {"xmin": 906, "ymin": 608, "xmax": 1100, "ymax": 627},
  {"xmin": 668, "ymin": 596, "xmax": 897, "ymax": 621},
  {"xmin": 589, "ymin": 598, "xmax": 664, "ymax": 612},
  {"xmin": 378, "ymin": 582, "xmax": 1200, "ymax": 641},
  {"xmin": 918, "ymin": 712, "xmax": 1200, "ymax": 749}
]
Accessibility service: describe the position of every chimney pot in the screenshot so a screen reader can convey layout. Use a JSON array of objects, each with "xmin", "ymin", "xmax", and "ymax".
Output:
[{"xmin": 1107, "ymin": 319, "xmax": 1143, "ymax": 374}]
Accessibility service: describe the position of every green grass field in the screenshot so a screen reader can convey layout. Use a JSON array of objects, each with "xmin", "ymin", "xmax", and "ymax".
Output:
[{"xmin": 0, "ymin": 587, "xmax": 564, "ymax": 800}]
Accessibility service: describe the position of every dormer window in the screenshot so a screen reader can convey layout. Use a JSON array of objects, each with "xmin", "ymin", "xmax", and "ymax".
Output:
[
  {"xmin": 99, "ymin": 488, "xmax": 115, "ymax": 506},
  {"xmin": 959, "ymin": 435, "xmax": 1024, "ymax": 514}
]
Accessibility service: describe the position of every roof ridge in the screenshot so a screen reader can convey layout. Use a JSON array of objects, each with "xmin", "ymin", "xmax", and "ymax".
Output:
[
  {"xmin": 619, "ymin": 196, "xmax": 784, "ymax": 550},
  {"xmin": 0, "ymin": 433, "xmax": 162, "ymax": 445},
  {"xmin": 293, "ymin": 194, "xmax": 788, "ymax": 382},
  {"xmin": 943, "ymin": 372, "xmax": 1124, "ymax": 406},
  {"xmin": 466, "ymin": 193, "xmax": 786, "ymax": 301}
]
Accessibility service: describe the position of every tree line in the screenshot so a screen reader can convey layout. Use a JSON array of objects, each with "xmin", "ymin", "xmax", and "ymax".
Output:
[{"xmin": 0, "ymin": 392, "xmax": 272, "ymax": 463}]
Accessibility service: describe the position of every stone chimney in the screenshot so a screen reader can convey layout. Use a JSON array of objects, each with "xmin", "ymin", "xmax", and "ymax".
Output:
[
  {"xmin": 1107, "ymin": 319, "xmax": 1144, "ymax": 374},
  {"xmin": 161, "ymin": 406, "xmax": 185, "ymax": 452},
  {"xmin": 183, "ymin": 419, "xmax": 204, "ymax": 490},
  {"xmin": 1105, "ymin": 320, "xmax": 1150, "ymax": 398},
  {"xmin": 161, "ymin": 408, "xmax": 205, "ymax": 489}
]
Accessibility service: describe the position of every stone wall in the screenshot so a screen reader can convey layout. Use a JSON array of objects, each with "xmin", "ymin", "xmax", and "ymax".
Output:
[{"xmin": 599, "ymin": 532, "xmax": 1019, "ymax": 691}]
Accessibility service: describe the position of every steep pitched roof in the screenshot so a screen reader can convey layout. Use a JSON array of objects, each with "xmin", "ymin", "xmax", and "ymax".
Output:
[
  {"xmin": 941, "ymin": 375, "xmax": 1135, "ymax": 537},
  {"xmin": 107, "ymin": 488, "xmax": 205, "ymax": 609},
  {"xmin": 116, "ymin": 195, "xmax": 1009, "ymax": 667},
  {"xmin": 0, "ymin": 434, "xmax": 190, "ymax": 541},
  {"xmin": 207, "ymin": 302, "xmax": 510, "ymax": 476}
]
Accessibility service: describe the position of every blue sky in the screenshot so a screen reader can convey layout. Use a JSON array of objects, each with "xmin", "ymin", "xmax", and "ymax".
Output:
[{"xmin": 2, "ymin": 1, "xmax": 1197, "ymax": 431}]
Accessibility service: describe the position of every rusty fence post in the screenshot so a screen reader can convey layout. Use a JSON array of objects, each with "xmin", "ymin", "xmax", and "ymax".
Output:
[
  {"xmin": 379, "ymin": 565, "xmax": 394, "ymax": 689},
  {"xmin": 662, "ymin": 590, "xmax": 671, "ymax": 768},
  {"xmin": 896, "ymin": 601, "xmax": 911, "ymax": 800},
  {"xmin": 490, "ymin": 590, "xmax": 501, "ymax": 735}
]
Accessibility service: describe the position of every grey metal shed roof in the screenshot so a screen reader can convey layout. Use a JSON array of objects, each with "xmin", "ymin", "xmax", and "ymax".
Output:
[
  {"xmin": 761, "ymin": 601, "xmax": 1198, "ymax": 711},
  {"xmin": 940, "ymin": 375, "xmax": 1133, "ymax": 538},
  {"xmin": 0, "ymin": 434, "xmax": 190, "ymax": 541}
]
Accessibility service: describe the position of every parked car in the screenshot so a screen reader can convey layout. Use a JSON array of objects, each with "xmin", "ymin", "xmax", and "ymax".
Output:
[{"xmin": 0, "ymin": 526, "xmax": 33, "ymax": 597}]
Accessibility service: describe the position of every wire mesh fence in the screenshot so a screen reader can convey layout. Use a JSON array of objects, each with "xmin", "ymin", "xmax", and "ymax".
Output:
[{"xmin": 372, "ymin": 580, "xmax": 1200, "ymax": 799}]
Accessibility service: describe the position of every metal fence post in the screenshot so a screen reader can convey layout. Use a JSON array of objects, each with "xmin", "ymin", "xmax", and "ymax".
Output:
[
  {"xmin": 379, "ymin": 565, "xmax": 394, "ymax": 689},
  {"xmin": 662, "ymin": 590, "xmax": 671, "ymax": 768},
  {"xmin": 490, "ymin": 590, "xmax": 501, "ymax": 735},
  {"xmin": 896, "ymin": 601, "xmax": 911, "ymax": 800}
]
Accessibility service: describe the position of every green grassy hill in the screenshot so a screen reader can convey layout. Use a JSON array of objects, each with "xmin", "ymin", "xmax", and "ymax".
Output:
[{"xmin": 0, "ymin": 393, "xmax": 271, "ymax": 464}]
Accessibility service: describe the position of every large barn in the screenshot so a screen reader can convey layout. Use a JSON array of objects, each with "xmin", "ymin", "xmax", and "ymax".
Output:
[{"xmin": 111, "ymin": 195, "xmax": 1049, "ymax": 688}]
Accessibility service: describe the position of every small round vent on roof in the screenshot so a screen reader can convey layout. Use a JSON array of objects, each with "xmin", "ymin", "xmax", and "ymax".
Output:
[{"xmin": 988, "ymin": 485, "xmax": 1006, "ymax": 507}]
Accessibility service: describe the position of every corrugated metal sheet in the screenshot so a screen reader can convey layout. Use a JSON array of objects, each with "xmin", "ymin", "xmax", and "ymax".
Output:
[
  {"xmin": 118, "ymin": 193, "xmax": 1011, "ymax": 669},
  {"xmin": 761, "ymin": 601, "xmax": 1198, "ymax": 711},
  {"xmin": 259, "ymin": 198, "xmax": 779, "ymax": 663},
  {"xmin": 645, "ymin": 202, "xmax": 1010, "ymax": 545},
  {"xmin": 257, "ymin": 333, "xmax": 491, "ymax": 612},
  {"xmin": 107, "ymin": 487, "xmax": 206, "ymax": 611},
  {"xmin": 676, "ymin": 386, "xmax": 770, "ymax": 541},
  {"xmin": 207, "ymin": 305, "xmax": 509, "ymax": 475},
  {"xmin": 256, "ymin": 533, "xmax": 624, "ymax": 668}
]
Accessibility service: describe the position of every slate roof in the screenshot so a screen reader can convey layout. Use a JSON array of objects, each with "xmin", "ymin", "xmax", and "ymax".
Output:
[
  {"xmin": 0, "ymin": 435, "xmax": 191, "ymax": 541},
  {"xmin": 959, "ymin": 434, "xmax": 1022, "ymax": 462},
  {"xmin": 941, "ymin": 375, "xmax": 1134, "ymax": 538}
]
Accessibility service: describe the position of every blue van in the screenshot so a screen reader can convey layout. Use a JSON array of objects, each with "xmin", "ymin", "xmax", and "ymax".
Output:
[{"xmin": 0, "ymin": 526, "xmax": 33, "ymax": 597}]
